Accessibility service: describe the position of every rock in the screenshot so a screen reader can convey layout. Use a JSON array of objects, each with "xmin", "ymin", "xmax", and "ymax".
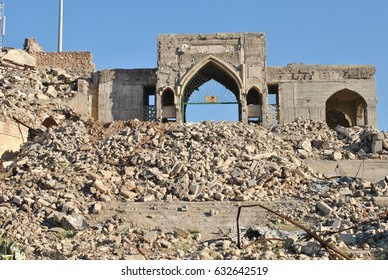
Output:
[
  {"xmin": 93, "ymin": 180, "xmax": 108, "ymax": 193},
  {"xmin": 316, "ymin": 201, "xmax": 333, "ymax": 215},
  {"xmin": 214, "ymin": 193, "xmax": 225, "ymax": 201},
  {"xmin": 45, "ymin": 85, "xmax": 58, "ymax": 97},
  {"xmin": 159, "ymin": 239, "xmax": 171, "ymax": 248},
  {"xmin": 177, "ymin": 205, "xmax": 188, "ymax": 212},
  {"xmin": 377, "ymin": 179, "xmax": 387, "ymax": 188},
  {"xmin": 332, "ymin": 150, "xmax": 342, "ymax": 161},
  {"xmin": 373, "ymin": 197, "xmax": 388, "ymax": 207},
  {"xmin": 301, "ymin": 242, "xmax": 322, "ymax": 256},
  {"xmin": 332, "ymin": 219, "xmax": 341, "ymax": 229},
  {"xmin": 61, "ymin": 214, "xmax": 88, "ymax": 231},
  {"xmin": 92, "ymin": 203, "xmax": 102, "ymax": 214},
  {"xmin": 36, "ymin": 93, "xmax": 49, "ymax": 100},
  {"xmin": 372, "ymin": 140, "xmax": 383, "ymax": 154},
  {"xmin": 120, "ymin": 188, "xmax": 137, "ymax": 200},
  {"xmin": 188, "ymin": 184, "xmax": 202, "ymax": 199},
  {"xmin": 340, "ymin": 233, "xmax": 357, "ymax": 245},
  {"xmin": 12, "ymin": 196, "xmax": 23, "ymax": 206},
  {"xmin": 100, "ymin": 170, "xmax": 113, "ymax": 179},
  {"xmin": 2, "ymin": 49, "xmax": 36, "ymax": 67},
  {"xmin": 124, "ymin": 254, "xmax": 146, "ymax": 260},
  {"xmin": 143, "ymin": 231, "xmax": 158, "ymax": 244},
  {"xmin": 383, "ymin": 139, "xmax": 388, "ymax": 150},
  {"xmin": 141, "ymin": 194, "xmax": 155, "ymax": 202},
  {"xmin": 300, "ymin": 139, "xmax": 312, "ymax": 152},
  {"xmin": 235, "ymin": 195, "xmax": 249, "ymax": 201},
  {"xmin": 174, "ymin": 227, "xmax": 190, "ymax": 238}
]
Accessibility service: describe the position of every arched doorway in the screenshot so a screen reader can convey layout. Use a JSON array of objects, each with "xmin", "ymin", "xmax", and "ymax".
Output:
[
  {"xmin": 161, "ymin": 87, "xmax": 176, "ymax": 122},
  {"xmin": 247, "ymin": 87, "xmax": 262, "ymax": 123},
  {"xmin": 326, "ymin": 89, "xmax": 367, "ymax": 129},
  {"xmin": 181, "ymin": 58, "xmax": 241, "ymax": 123}
]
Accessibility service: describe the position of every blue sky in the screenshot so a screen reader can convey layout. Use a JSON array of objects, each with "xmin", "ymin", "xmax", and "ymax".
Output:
[{"xmin": 3, "ymin": 0, "xmax": 388, "ymax": 130}]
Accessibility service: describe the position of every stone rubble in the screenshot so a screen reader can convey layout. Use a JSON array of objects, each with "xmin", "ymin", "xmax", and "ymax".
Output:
[{"xmin": 0, "ymin": 64, "xmax": 388, "ymax": 260}]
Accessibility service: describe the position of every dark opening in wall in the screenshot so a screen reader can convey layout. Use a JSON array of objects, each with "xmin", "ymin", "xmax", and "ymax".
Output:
[
  {"xmin": 162, "ymin": 88, "xmax": 176, "ymax": 122},
  {"xmin": 247, "ymin": 87, "xmax": 262, "ymax": 124},
  {"xmin": 267, "ymin": 84, "xmax": 279, "ymax": 125},
  {"xmin": 143, "ymin": 85, "xmax": 156, "ymax": 121}
]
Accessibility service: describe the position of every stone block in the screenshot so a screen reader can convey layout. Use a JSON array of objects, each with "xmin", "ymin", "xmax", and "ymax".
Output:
[
  {"xmin": 143, "ymin": 231, "xmax": 158, "ymax": 244},
  {"xmin": 61, "ymin": 214, "xmax": 88, "ymax": 231},
  {"xmin": 332, "ymin": 151, "xmax": 342, "ymax": 161},
  {"xmin": 340, "ymin": 233, "xmax": 357, "ymax": 245},
  {"xmin": 93, "ymin": 179, "xmax": 108, "ymax": 193},
  {"xmin": 92, "ymin": 203, "xmax": 103, "ymax": 214},
  {"xmin": 12, "ymin": 196, "xmax": 23, "ymax": 206},
  {"xmin": 373, "ymin": 197, "xmax": 388, "ymax": 207},
  {"xmin": 316, "ymin": 201, "xmax": 332, "ymax": 215},
  {"xmin": 300, "ymin": 139, "xmax": 312, "ymax": 152},
  {"xmin": 371, "ymin": 140, "xmax": 383, "ymax": 154}
]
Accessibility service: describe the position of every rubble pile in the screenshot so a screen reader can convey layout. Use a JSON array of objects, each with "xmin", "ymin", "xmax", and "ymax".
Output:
[
  {"xmin": 0, "ymin": 118, "xmax": 388, "ymax": 260},
  {"xmin": 0, "ymin": 65, "xmax": 87, "ymax": 129},
  {"xmin": 275, "ymin": 118, "xmax": 388, "ymax": 160},
  {"xmin": 1, "ymin": 64, "xmax": 388, "ymax": 260}
]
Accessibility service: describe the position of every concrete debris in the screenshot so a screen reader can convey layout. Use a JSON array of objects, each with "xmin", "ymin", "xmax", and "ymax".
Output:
[
  {"xmin": 1, "ymin": 63, "xmax": 388, "ymax": 260},
  {"xmin": 60, "ymin": 214, "xmax": 88, "ymax": 231},
  {"xmin": 2, "ymin": 49, "xmax": 36, "ymax": 68}
]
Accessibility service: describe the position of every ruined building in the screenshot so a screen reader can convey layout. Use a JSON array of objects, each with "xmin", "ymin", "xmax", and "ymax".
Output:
[{"xmin": 90, "ymin": 33, "xmax": 377, "ymax": 128}]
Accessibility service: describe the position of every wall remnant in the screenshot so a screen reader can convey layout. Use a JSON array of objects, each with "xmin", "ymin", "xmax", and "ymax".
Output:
[
  {"xmin": 0, "ymin": 119, "xmax": 28, "ymax": 161},
  {"xmin": 23, "ymin": 38, "xmax": 95, "ymax": 76},
  {"xmin": 90, "ymin": 69, "xmax": 156, "ymax": 122},
  {"xmin": 91, "ymin": 33, "xmax": 376, "ymax": 128}
]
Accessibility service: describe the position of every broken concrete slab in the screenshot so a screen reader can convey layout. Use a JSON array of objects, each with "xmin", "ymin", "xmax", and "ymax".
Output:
[{"xmin": 2, "ymin": 49, "xmax": 36, "ymax": 68}]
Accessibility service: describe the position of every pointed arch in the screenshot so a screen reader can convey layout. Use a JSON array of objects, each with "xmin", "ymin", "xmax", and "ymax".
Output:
[
  {"xmin": 179, "ymin": 56, "xmax": 243, "ymax": 123},
  {"xmin": 179, "ymin": 55, "xmax": 243, "ymax": 93}
]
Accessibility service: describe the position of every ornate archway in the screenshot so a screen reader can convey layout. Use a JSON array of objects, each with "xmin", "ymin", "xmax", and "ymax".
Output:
[{"xmin": 179, "ymin": 56, "xmax": 242, "ymax": 122}]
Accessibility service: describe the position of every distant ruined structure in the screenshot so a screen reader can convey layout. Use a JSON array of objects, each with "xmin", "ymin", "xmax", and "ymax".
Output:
[{"xmin": 32, "ymin": 33, "xmax": 378, "ymax": 128}]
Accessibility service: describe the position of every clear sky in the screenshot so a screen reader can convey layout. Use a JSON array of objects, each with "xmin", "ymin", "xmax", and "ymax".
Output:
[{"xmin": 3, "ymin": 0, "xmax": 388, "ymax": 131}]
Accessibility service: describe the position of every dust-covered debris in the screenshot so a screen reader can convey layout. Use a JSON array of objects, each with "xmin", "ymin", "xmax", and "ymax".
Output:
[{"xmin": 1, "ymin": 63, "xmax": 388, "ymax": 260}]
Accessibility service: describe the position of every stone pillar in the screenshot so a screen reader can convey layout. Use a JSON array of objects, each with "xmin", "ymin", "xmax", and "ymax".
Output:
[
  {"xmin": 156, "ymin": 90, "xmax": 162, "ymax": 122},
  {"xmin": 176, "ymin": 86, "xmax": 182, "ymax": 123},
  {"xmin": 240, "ymin": 92, "xmax": 248, "ymax": 123}
]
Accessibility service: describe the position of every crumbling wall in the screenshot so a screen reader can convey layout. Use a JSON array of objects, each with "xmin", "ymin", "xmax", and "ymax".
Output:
[
  {"xmin": 267, "ymin": 64, "xmax": 377, "ymax": 127},
  {"xmin": 33, "ymin": 52, "xmax": 95, "ymax": 75},
  {"xmin": 23, "ymin": 38, "xmax": 95, "ymax": 76},
  {"xmin": 92, "ymin": 69, "xmax": 156, "ymax": 122},
  {"xmin": 0, "ymin": 120, "xmax": 28, "ymax": 160},
  {"xmin": 156, "ymin": 33, "xmax": 267, "ymax": 123}
]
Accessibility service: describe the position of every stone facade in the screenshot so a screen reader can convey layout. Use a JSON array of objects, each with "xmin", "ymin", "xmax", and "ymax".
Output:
[
  {"xmin": 91, "ymin": 33, "xmax": 377, "ymax": 128},
  {"xmin": 90, "ymin": 69, "xmax": 157, "ymax": 122}
]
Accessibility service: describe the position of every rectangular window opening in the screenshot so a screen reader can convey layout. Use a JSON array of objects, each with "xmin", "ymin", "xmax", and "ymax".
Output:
[
  {"xmin": 267, "ymin": 84, "xmax": 279, "ymax": 125},
  {"xmin": 143, "ymin": 85, "xmax": 156, "ymax": 106}
]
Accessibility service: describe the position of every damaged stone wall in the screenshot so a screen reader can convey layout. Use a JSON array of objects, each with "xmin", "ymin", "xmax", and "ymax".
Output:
[
  {"xmin": 267, "ymin": 64, "xmax": 377, "ymax": 127},
  {"xmin": 156, "ymin": 33, "xmax": 267, "ymax": 123},
  {"xmin": 0, "ymin": 120, "xmax": 28, "ymax": 161},
  {"xmin": 91, "ymin": 69, "xmax": 157, "ymax": 122},
  {"xmin": 32, "ymin": 52, "xmax": 95, "ymax": 76}
]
